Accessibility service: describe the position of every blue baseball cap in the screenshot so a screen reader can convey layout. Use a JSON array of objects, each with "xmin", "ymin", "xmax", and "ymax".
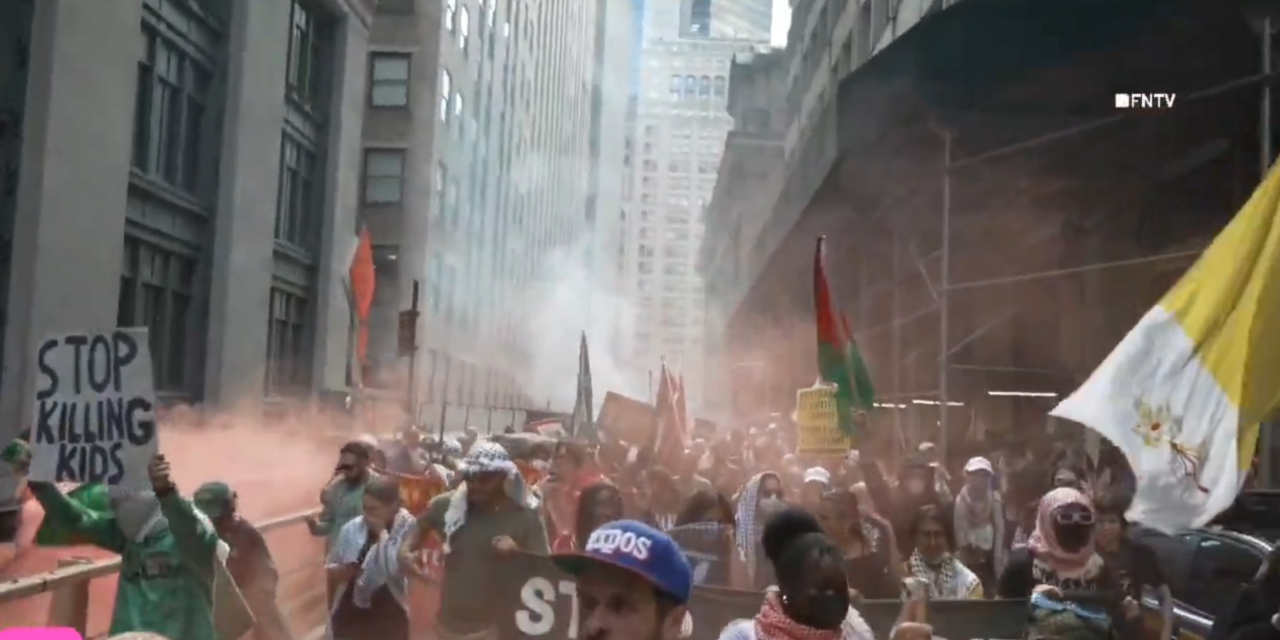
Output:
[{"xmin": 552, "ymin": 519, "xmax": 693, "ymax": 604}]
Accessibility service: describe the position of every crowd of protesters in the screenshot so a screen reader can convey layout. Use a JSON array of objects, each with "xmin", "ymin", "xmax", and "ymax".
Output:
[{"xmin": 11, "ymin": 414, "xmax": 1280, "ymax": 640}]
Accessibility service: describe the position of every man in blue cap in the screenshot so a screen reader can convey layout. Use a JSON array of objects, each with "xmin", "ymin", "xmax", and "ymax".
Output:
[{"xmin": 553, "ymin": 520, "xmax": 693, "ymax": 640}]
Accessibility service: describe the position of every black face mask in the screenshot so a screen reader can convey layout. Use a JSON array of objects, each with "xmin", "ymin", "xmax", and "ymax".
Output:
[
  {"xmin": 1054, "ymin": 523, "xmax": 1093, "ymax": 553},
  {"xmin": 789, "ymin": 591, "xmax": 849, "ymax": 630}
]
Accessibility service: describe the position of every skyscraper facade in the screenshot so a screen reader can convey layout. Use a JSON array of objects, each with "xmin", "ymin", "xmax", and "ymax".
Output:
[
  {"xmin": 709, "ymin": 0, "xmax": 774, "ymax": 41},
  {"xmin": 358, "ymin": 0, "xmax": 621, "ymax": 430},
  {"xmin": 0, "ymin": 0, "xmax": 375, "ymax": 442},
  {"xmin": 622, "ymin": 0, "xmax": 772, "ymax": 408}
]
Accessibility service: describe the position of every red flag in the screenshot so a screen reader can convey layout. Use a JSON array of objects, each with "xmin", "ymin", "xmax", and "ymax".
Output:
[
  {"xmin": 349, "ymin": 226, "xmax": 376, "ymax": 365},
  {"xmin": 649, "ymin": 363, "xmax": 687, "ymax": 465}
]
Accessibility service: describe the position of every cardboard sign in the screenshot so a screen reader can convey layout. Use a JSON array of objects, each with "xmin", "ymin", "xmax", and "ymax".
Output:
[
  {"xmin": 28, "ymin": 328, "xmax": 159, "ymax": 490},
  {"xmin": 796, "ymin": 385, "xmax": 851, "ymax": 455},
  {"xmin": 597, "ymin": 392, "xmax": 655, "ymax": 444}
]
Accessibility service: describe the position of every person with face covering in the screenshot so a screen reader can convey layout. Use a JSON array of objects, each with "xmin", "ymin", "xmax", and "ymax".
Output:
[
  {"xmin": 998, "ymin": 488, "xmax": 1131, "ymax": 640},
  {"xmin": 308, "ymin": 442, "xmax": 378, "ymax": 552},
  {"xmin": 25, "ymin": 455, "xmax": 230, "ymax": 640},
  {"xmin": 953, "ymin": 456, "xmax": 1004, "ymax": 591},
  {"xmin": 734, "ymin": 472, "xmax": 789, "ymax": 590},
  {"xmin": 669, "ymin": 490, "xmax": 741, "ymax": 587},
  {"xmin": 815, "ymin": 488, "xmax": 899, "ymax": 600},
  {"xmin": 397, "ymin": 441, "xmax": 548, "ymax": 640},
  {"xmin": 904, "ymin": 505, "xmax": 983, "ymax": 602},
  {"xmin": 193, "ymin": 482, "xmax": 291, "ymax": 640},
  {"xmin": 326, "ymin": 476, "xmax": 416, "ymax": 640},
  {"xmin": 717, "ymin": 508, "xmax": 884, "ymax": 640}
]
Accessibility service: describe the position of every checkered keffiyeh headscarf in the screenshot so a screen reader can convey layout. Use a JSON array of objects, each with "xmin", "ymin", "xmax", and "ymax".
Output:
[
  {"xmin": 734, "ymin": 471, "xmax": 776, "ymax": 580},
  {"xmin": 441, "ymin": 440, "xmax": 526, "ymax": 552}
]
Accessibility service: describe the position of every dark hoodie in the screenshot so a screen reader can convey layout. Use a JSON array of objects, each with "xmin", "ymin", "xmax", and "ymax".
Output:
[{"xmin": 861, "ymin": 454, "xmax": 952, "ymax": 555}]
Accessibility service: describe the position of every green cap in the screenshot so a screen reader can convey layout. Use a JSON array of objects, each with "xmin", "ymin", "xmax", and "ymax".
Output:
[{"xmin": 193, "ymin": 481, "xmax": 234, "ymax": 517}]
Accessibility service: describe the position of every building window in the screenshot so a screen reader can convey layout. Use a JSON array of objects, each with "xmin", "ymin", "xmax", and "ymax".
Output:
[
  {"xmin": 439, "ymin": 71, "xmax": 452, "ymax": 121},
  {"xmin": 458, "ymin": 6, "xmax": 470, "ymax": 51},
  {"xmin": 714, "ymin": 75, "xmax": 727, "ymax": 97},
  {"xmin": 434, "ymin": 162, "xmax": 447, "ymax": 218},
  {"xmin": 363, "ymin": 149, "xmax": 405, "ymax": 204},
  {"xmin": 286, "ymin": 0, "xmax": 327, "ymax": 112},
  {"xmin": 265, "ymin": 287, "xmax": 310, "ymax": 395},
  {"xmin": 117, "ymin": 237, "xmax": 197, "ymax": 394},
  {"xmin": 132, "ymin": 25, "xmax": 212, "ymax": 197},
  {"xmin": 699, "ymin": 75, "xmax": 711, "ymax": 97},
  {"xmin": 369, "ymin": 53, "xmax": 410, "ymax": 107},
  {"xmin": 669, "ymin": 74, "xmax": 681, "ymax": 93},
  {"xmin": 445, "ymin": 0, "xmax": 456, "ymax": 31},
  {"xmin": 683, "ymin": 75, "xmax": 697, "ymax": 98},
  {"xmin": 275, "ymin": 134, "xmax": 319, "ymax": 249}
]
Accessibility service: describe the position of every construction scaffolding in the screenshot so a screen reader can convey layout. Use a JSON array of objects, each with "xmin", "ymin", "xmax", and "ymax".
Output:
[{"xmin": 902, "ymin": 55, "xmax": 1280, "ymax": 461}]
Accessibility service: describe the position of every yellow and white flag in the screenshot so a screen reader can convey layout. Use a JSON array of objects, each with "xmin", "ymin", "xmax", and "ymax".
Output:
[{"xmin": 1051, "ymin": 163, "xmax": 1280, "ymax": 532}]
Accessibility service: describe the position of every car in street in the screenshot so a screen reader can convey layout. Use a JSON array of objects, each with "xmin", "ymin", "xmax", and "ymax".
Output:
[{"xmin": 1132, "ymin": 491, "xmax": 1280, "ymax": 640}]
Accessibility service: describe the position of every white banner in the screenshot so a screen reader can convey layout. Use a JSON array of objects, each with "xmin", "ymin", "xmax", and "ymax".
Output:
[{"xmin": 28, "ymin": 328, "xmax": 160, "ymax": 490}]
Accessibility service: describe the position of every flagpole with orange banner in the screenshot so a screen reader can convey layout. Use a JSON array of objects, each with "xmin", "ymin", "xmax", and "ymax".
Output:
[{"xmin": 348, "ymin": 226, "xmax": 376, "ymax": 384}]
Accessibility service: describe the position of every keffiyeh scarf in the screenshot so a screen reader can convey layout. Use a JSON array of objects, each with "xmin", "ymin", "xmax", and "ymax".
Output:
[
  {"xmin": 734, "ymin": 471, "xmax": 775, "ymax": 579},
  {"xmin": 441, "ymin": 441, "xmax": 529, "ymax": 553},
  {"xmin": 326, "ymin": 507, "xmax": 415, "ymax": 611},
  {"xmin": 906, "ymin": 550, "xmax": 959, "ymax": 599},
  {"xmin": 748, "ymin": 591, "xmax": 873, "ymax": 640}
]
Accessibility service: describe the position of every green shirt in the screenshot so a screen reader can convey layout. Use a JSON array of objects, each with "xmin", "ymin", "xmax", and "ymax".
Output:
[
  {"xmin": 420, "ymin": 491, "xmax": 549, "ymax": 633},
  {"xmin": 30, "ymin": 484, "xmax": 220, "ymax": 640},
  {"xmin": 314, "ymin": 476, "xmax": 373, "ymax": 551}
]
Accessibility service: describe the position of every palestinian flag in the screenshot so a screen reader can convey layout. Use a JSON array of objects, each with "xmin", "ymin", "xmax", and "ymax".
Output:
[
  {"xmin": 840, "ymin": 313, "xmax": 876, "ymax": 413},
  {"xmin": 814, "ymin": 236, "xmax": 863, "ymax": 438}
]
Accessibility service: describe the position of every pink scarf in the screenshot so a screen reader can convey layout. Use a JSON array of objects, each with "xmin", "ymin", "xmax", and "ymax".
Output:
[{"xmin": 1027, "ymin": 487, "xmax": 1095, "ymax": 572}]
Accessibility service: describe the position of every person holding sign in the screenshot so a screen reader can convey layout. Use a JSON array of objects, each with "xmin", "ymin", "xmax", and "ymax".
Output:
[
  {"xmin": 23, "ymin": 454, "xmax": 231, "ymax": 640},
  {"xmin": 551, "ymin": 519, "xmax": 694, "ymax": 640}
]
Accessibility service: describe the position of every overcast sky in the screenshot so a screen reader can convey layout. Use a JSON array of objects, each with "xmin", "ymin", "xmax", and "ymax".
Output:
[{"xmin": 772, "ymin": 0, "xmax": 791, "ymax": 46}]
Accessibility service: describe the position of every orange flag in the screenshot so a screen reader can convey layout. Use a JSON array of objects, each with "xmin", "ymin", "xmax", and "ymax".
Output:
[{"xmin": 349, "ymin": 226, "xmax": 376, "ymax": 364}]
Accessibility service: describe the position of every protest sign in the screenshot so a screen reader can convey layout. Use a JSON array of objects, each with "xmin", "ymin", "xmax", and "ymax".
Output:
[
  {"xmin": 28, "ymin": 328, "xmax": 159, "ymax": 490},
  {"xmin": 796, "ymin": 385, "xmax": 851, "ymax": 455},
  {"xmin": 500, "ymin": 552, "xmax": 1029, "ymax": 639}
]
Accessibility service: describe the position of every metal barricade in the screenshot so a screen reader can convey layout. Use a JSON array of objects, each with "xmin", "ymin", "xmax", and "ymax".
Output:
[{"xmin": 0, "ymin": 509, "xmax": 325, "ymax": 638}]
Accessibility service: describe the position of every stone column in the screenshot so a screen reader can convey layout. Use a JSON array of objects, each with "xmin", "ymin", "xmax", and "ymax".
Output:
[
  {"xmin": 0, "ymin": 0, "xmax": 142, "ymax": 442},
  {"xmin": 203, "ymin": 0, "xmax": 292, "ymax": 405},
  {"xmin": 312, "ymin": 9, "xmax": 371, "ymax": 393}
]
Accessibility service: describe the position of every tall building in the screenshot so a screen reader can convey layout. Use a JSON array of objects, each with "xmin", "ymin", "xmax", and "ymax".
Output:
[
  {"xmin": 709, "ymin": 0, "xmax": 774, "ymax": 41},
  {"xmin": 623, "ymin": 0, "xmax": 773, "ymax": 407},
  {"xmin": 370, "ymin": 0, "xmax": 619, "ymax": 431},
  {"xmin": 0, "ymin": 0, "xmax": 375, "ymax": 441}
]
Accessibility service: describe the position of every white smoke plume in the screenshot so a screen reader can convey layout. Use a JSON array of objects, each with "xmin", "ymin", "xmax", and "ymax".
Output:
[{"xmin": 512, "ymin": 237, "xmax": 649, "ymax": 413}]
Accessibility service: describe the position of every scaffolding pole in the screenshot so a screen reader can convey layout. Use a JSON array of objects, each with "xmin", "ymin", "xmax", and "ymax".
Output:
[
  {"xmin": 951, "ymin": 69, "xmax": 1280, "ymax": 170},
  {"xmin": 891, "ymin": 236, "xmax": 903, "ymax": 439},
  {"xmin": 939, "ymin": 131, "xmax": 953, "ymax": 459}
]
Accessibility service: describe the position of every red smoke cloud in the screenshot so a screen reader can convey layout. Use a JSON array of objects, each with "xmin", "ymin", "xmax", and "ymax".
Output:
[{"xmin": 0, "ymin": 407, "xmax": 348, "ymax": 633}]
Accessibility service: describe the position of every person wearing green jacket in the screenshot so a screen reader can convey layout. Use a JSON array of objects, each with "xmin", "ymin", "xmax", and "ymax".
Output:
[{"xmin": 27, "ymin": 454, "xmax": 224, "ymax": 640}]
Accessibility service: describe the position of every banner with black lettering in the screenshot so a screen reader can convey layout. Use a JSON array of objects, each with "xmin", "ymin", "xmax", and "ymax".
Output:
[
  {"xmin": 502, "ymin": 552, "xmax": 1029, "ymax": 639},
  {"xmin": 28, "ymin": 328, "xmax": 159, "ymax": 490},
  {"xmin": 666, "ymin": 524, "xmax": 733, "ymax": 587}
]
